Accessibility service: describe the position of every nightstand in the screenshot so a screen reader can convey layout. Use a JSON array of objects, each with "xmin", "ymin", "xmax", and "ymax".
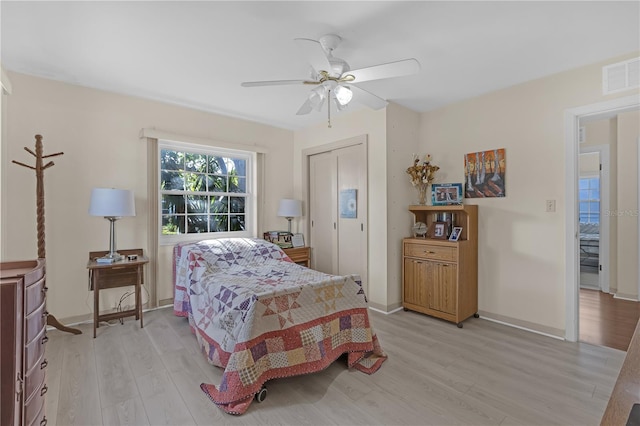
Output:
[
  {"xmin": 283, "ymin": 246, "xmax": 311, "ymax": 267},
  {"xmin": 87, "ymin": 249, "xmax": 148, "ymax": 338}
]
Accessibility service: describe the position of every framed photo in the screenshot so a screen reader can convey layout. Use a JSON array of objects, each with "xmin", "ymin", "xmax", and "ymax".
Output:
[
  {"xmin": 449, "ymin": 226, "xmax": 463, "ymax": 241},
  {"xmin": 291, "ymin": 233, "xmax": 305, "ymax": 248},
  {"xmin": 429, "ymin": 222, "xmax": 448, "ymax": 239},
  {"xmin": 432, "ymin": 183, "xmax": 463, "ymax": 206}
]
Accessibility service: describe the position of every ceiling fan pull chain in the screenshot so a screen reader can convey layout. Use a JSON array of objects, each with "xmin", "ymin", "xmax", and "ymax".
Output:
[{"xmin": 327, "ymin": 89, "xmax": 332, "ymax": 128}]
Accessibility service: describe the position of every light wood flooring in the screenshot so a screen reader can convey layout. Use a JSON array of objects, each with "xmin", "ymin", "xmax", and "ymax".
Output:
[
  {"xmin": 580, "ymin": 288, "xmax": 640, "ymax": 351},
  {"xmin": 44, "ymin": 308, "xmax": 626, "ymax": 426}
]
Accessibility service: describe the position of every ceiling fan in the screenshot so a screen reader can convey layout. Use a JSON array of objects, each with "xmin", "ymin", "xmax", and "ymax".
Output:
[{"xmin": 241, "ymin": 34, "xmax": 421, "ymax": 127}]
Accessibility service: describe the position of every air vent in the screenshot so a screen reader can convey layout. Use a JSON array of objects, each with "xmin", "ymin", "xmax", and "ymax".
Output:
[{"xmin": 603, "ymin": 57, "xmax": 639, "ymax": 95}]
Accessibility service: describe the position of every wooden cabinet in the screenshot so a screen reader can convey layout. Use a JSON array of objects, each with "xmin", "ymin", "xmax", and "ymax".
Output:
[
  {"xmin": 402, "ymin": 205, "xmax": 478, "ymax": 327},
  {"xmin": 1, "ymin": 259, "xmax": 48, "ymax": 426},
  {"xmin": 282, "ymin": 247, "xmax": 311, "ymax": 267}
]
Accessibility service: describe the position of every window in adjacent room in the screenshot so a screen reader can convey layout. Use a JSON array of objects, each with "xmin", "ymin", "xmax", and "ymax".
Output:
[
  {"xmin": 159, "ymin": 141, "xmax": 254, "ymax": 242},
  {"xmin": 579, "ymin": 176, "xmax": 600, "ymax": 224}
]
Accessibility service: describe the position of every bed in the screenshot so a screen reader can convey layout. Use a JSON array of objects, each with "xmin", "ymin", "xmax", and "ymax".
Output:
[
  {"xmin": 173, "ymin": 237, "xmax": 386, "ymax": 415},
  {"xmin": 579, "ymin": 222, "xmax": 599, "ymax": 272}
]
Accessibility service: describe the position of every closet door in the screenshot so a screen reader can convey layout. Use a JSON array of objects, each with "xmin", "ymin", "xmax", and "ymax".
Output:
[
  {"xmin": 309, "ymin": 152, "xmax": 337, "ymax": 275},
  {"xmin": 309, "ymin": 143, "xmax": 368, "ymax": 294}
]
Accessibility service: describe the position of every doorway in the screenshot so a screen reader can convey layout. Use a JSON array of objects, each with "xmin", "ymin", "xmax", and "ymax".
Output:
[{"xmin": 564, "ymin": 95, "xmax": 640, "ymax": 344}]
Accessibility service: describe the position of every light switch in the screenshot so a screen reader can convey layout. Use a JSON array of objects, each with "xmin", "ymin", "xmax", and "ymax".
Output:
[{"xmin": 546, "ymin": 200, "xmax": 556, "ymax": 212}]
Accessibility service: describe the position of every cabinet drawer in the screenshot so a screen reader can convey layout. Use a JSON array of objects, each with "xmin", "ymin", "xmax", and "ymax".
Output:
[
  {"xmin": 24, "ymin": 387, "xmax": 45, "ymax": 426},
  {"xmin": 25, "ymin": 277, "xmax": 46, "ymax": 315},
  {"xmin": 25, "ymin": 302, "xmax": 47, "ymax": 343},
  {"xmin": 405, "ymin": 243, "xmax": 456, "ymax": 262},
  {"xmin": 94, "ymin": 267, "xmax": 138, "ymax": 289},
  {"xmin": 25, "ymin": 327, "xmax": 47, "ymax": 369},
  {"xmin": 24, "ymin": 355, "xmax": 47, "ymax": 403}
]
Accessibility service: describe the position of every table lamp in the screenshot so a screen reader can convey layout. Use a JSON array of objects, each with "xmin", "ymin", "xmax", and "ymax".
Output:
[
  {"xmin": 89, "ymin": 188, "xmax": 136, "ymax": 262},
  {"xmin": 277, "ymin": 199, "xmax": 302, "ymax": 234}
]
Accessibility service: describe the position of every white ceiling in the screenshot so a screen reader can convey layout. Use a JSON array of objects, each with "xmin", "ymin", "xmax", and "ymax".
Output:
[{"xmin": 2, "ymin": 1, "xmax": 639, "ymax": 130}]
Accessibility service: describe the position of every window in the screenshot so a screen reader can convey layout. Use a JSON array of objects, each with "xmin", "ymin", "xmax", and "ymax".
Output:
[
  {"xmin": 159, "ymin": 140, "xmax": 253, "ymax": 242},
  {"xmin": 579, "ymin": 177, "xmax": 600, "ymax": 224}
]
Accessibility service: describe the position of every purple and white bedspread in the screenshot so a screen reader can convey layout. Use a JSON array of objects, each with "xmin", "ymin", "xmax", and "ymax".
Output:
[{"xmin": 173, "ymin": 237, "xmax": 386, "ymax": 414}]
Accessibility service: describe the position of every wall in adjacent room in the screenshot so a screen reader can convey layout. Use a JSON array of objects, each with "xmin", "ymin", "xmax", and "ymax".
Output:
[
  {"xmin": 418, "ymin": 52, "xmax": 639, "ymax": 335},
  {"xmin": 2, "ymin": 72, "xmax": 293, "ymax": 321}
]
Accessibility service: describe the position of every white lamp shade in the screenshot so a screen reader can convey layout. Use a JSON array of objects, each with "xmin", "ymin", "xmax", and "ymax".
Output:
[
  {"xmin": 89, "ymin": 188, "xmax": 136, "ymax": 217},
  {"xmin": 277, "ymin": 199, "xmax": 302, "ymax": 218}
]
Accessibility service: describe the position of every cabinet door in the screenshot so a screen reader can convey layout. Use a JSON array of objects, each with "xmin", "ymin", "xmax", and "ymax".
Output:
[
  {"xmin": 403, "ymin": 258, "xmax": 428, "ymax": 308},
  {"xmin": 428, "ymin": 263, "xmax": 457, "ymax": 315}
]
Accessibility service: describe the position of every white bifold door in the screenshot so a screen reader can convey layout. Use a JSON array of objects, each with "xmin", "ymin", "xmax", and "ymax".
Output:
[{"xmin": 309, "ymin": 142, "xmax": 368, "ymax": 296}]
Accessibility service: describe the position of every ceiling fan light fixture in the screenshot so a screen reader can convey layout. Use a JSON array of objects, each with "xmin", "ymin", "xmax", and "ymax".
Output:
[
  {"xmin": 309, "ymin": 86, "xmax": 326, "ymax": 111},
  {"xmin": 334, "ymin": 85, "xmax": 353, "ymax": 106}
]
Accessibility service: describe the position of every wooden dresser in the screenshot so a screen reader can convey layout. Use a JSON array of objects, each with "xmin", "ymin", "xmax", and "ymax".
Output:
[{"xmin": 1, "ymin": 259, "xmax": 48, "ymax": 426}]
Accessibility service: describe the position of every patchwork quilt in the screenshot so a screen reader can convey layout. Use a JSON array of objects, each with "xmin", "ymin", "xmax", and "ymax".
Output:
[{"xmin": 173, "ymin": 237, "xmax": 386, "ymax": 414}]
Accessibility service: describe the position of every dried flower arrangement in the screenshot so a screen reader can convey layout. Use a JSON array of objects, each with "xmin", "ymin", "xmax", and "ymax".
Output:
[{"xmin": 406, "ymin": 154, "xmax": 439, "ymax": 204}]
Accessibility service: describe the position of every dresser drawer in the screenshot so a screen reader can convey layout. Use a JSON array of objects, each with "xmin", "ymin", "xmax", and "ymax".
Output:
[
  {"xmin": 24, "ymin": 386, "xmax": 45, "ymax": 426},
  {"xmin": 405, "ymin": 243, "xmax": 456, "ymax": 262},
  {"xmin": 25, "ymin": 302, "xmax": 47, "ymax": 343},
  {"xmin": 24, "ymin": 355, "xmax": 47, "ymax": 403},
  {"xmin": 25, "ymin": 277, "xmax": 47, "ymax": 315},
  {"xmin": 25, "ymin": 327, "xmax": 47, "ymax": 369},
  {"xmin": 94, "ymin": 266, "xmax": 139, "ymax": 289}
]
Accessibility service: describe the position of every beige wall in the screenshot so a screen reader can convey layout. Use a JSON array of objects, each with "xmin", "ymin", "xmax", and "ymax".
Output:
[
  {"xmin": 385, "ymin": 103, "xmax": 420, "ymax": 309},
  {"xmin": 418, "ymin": 52, "xmax": 639, "ymax": 334},
  {"xmin": 293, "ymin": 107, "xmax": 390, "ymax": 310},
  {"xmin": 2, "ymin": 72, "xmax": 293, "ymax": 321},
  {"xmin": 616, "ymin": 110, "xmax": 639, "ymax": 299}
]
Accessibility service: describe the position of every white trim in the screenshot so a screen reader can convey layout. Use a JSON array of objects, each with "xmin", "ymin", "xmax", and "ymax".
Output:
[
  {"xmin": 1, "ymin": 67, "xmax": 12, "ymax": 95},
  {"xmin": 369, "ymin": 306, "xmax": 404, "ymax": 315},
  {"xmin": 479, "ymin": 316, "xmax": 565, "ymax": 341},
  {"xmin": 638, "ymin": 135, "xmax": 640, "ymax": 301},
  {"xmin": 579, "ymin": 144, "xmax": 610, "ymax": 293},
  {"xmin": 564, "ymin": 94, "xmax": 640, "ymax": 342},
  {"xmin": 140, "ymin": 128, "xmax": 268, "ymax": 153},
  {"xmin": 613, "ymin": 293, "xmax": 639, "ymax": 302}
]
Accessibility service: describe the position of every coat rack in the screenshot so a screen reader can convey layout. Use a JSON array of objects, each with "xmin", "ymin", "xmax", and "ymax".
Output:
[{"xmin": 12, "ymin": 134, "xmax": 81, "ymax": 335}]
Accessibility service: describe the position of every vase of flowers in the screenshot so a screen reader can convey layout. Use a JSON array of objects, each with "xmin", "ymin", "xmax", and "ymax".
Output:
[{"xmin": 406, "ymin": 154, "xmax": 439, "ymax": 205}]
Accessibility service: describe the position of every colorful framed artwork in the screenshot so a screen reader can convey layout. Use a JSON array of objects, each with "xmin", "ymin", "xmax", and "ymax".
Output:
[
  {"xmin": 464, "ymin": 148, "xmax": 506, "ymax": 198},
  {"xmin": 432, "ymin": 183, "xmax": 463, "ymax": 205}
]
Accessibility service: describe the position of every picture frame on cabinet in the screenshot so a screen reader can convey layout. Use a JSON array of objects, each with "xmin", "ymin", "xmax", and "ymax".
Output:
[
  {"xmin": 429, "ymin": 222, "xmax": 448, "ymax": 239},
  {"xmin": 449, "ymin": 226, "xmax": 463, "ymax": 241},
  {"xmin": 432, "ymin": 183, "xmax": 463, "ymax": 206}
]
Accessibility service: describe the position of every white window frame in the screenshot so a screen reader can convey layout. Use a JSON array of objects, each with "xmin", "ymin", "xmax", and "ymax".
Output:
[
  {"xmin": 158, "ymin": 139, "xmax": 255, "ymax": 245},
  {"xmin": 578, "ymin": 174, "xmax": 600, "ymax": 224}
]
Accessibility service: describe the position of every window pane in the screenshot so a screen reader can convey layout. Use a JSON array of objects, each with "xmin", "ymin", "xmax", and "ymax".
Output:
[
  {"xmin": 579, "ymin": 179, "xmax": 589, "ymax": 190},
  {"xmin": 187, "ymin": 215, "xmax": 209, "ymax": 233},
  {"xmin": 184, "ymin": 173, "xmax": 207, "ymax": 192},
  {"xmin": 208, "ymin": 175, "xmax": 226, "ymax": 192},
  {"xmin": 230, "ymin": 214, "xmax": 245, "ymax": 231},
  {"xmin": 210, "ymin": 215, "xmax": 228, "ymax": 232},
  {"xmin": 579, "ymin": 202, "xmax": 589, "ymax": 212},
  {"xmin": 162, "ymin": 194, "xmax": 185, "ymax": 214},
  {"xmin": 229, "ymin": 196, "xmax": 245, "ymax": 213},
  {"xmin": 207, "ymin": 156, "xmax": 225, "ymax": 174},
  {"xmin": 161, "ymin": 171, "xmax": 185, "ymax": 191},
  {"xmin": 211, "ymin": 196, "xmax": 228, "ymax": 213},
  {"xmin": 162, "ymin": 215, "xmax": 184, "ymax": 235},
  {"xmin": 225, "ymin": 158, "xmax": 246, "ymax": 176},
  {"xmin": 229, "ymin": 176, "xmax": 246, "ymax": 193},
  {"xmin": 592, "ymin": 187, "xmax": 600, "ymax": 199},
  {"xmin": 579, "ymin": 189, "xmax": 589, "ymax": 200},
  {"xmin": 186, "ymin": 195, "xmax": 208, "ymax": 213},
  {"xmin": 160, "ymin": 150, "xmax": 184, "ymax": 171},
  {"xmin": 589, "ymin": 178, "xmax": 599, "ymax": 189},
  {"xmin": 185, "ymin": 153, "xmax": 207, "ymax": 172}
]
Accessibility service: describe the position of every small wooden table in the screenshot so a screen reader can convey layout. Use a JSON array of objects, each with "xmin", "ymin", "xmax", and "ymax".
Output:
[
  {"xmin": 283, "ymin": 246, "xmax": 311, "ymax": 267},
  {"xmin": 87, "ymin": 249, "xmax": 148, "ymax": 338}
]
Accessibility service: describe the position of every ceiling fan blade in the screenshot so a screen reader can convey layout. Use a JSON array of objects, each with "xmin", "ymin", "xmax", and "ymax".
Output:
[
  {"xmin": 296, "ymin": 98, "xmax": 313, "ymax": 115},
  {"xmin": 294, "ymin": 38, "xmax": 332, "ymax": 73},
  {"xmin": 241, "ymin": 80, "xmax": 307, "ymax": 87},
  {"xmin": 350, "ymin": 85, "xmax": 388, "ymax": 110},
  {"xmin": 346, "ymin": 58, "xmax": 420, "ymax": 83}
]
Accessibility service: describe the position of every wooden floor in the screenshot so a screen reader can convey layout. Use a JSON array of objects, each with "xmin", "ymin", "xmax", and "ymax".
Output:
[
  {"xmin": 580, "ymin": 289, "xmax": 640, "ymax": 351},
  {"xmin": 44, "ymin": 308, "xmax": 626, "ymax": 426}
]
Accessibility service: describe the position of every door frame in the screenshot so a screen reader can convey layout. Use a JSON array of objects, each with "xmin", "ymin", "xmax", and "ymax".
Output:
[
  {"xmin": 578, "ymin": 144, "xmax": 610, "ymax": 293},
  {"xmin": 302, "ymin": 135, "xmax": 369, "ymax": 292},
  {"xmin": 564, "ymin": 94, "xmax": 640, "ymax": 342}
]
